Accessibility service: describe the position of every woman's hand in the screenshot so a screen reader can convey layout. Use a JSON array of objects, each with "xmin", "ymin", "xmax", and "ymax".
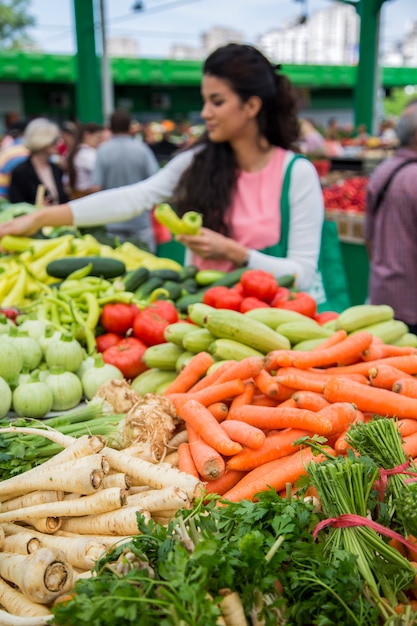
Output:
[
  {"xmin": 177, "ymin": 227, "xmax": 248, "ymax": 266},
  {"xmin": 0, "ymin": 212, "xmax": 42, "ymax": 238}
]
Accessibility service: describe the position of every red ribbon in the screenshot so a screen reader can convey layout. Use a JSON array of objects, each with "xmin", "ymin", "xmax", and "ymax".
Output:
[
  {"xmin": 373, "ymin": 461, "xmax": 417, "ymax": 501},
  {"xmin": 313, "ymin": 513, "xmax": 417, "ymax": 553}
]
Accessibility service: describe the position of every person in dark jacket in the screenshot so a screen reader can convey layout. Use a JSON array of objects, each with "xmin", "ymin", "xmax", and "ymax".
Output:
[{"xmin": 8, "ymin": 118, "xmax": 68, "ymax": 205}]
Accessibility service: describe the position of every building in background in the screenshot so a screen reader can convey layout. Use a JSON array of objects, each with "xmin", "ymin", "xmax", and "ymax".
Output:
[{"xmin": 258, "ymin": 3, "xmax": 359, "ymax": 65}]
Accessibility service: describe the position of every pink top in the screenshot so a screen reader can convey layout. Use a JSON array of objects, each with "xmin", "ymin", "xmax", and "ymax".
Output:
[{"xmin": 193, "ymin": 147, "xmax": 287, "ymax": 271}]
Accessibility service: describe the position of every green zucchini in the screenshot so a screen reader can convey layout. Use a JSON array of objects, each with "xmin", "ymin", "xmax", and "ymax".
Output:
[
  {"xmin": 122, "ymin": 267, "xmax": 149, "ymax": 292},
  {"xmin": 46, "ymin": 256, "xmax": 126, "ymax": 280}
]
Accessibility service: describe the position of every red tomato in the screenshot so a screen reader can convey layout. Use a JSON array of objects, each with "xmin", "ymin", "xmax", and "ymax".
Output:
[
  {"xmin": 271, "ymin": 287, "xmax": 291, "ymax": 307},
  {"xmin": 239, "ymin": 297, "xmax": 270, "ymax": 313},
  {"xmin": 144, "ymin": 301, "xmax": 179, "ymax": 324},
  {"xmin": 276, "ymin": 292, "xmax": 318, "ymax": 318},
  {"xmin": 102, "ymin": 336, "xmax": 148, "ymax": 379},
  {"xmin": 203, "ymin": 286, "xmax": 243, "ymax": 310},
  {"xmin": 100, "ymin": 303, "xmax": 136, "ymax": 335},
  {"xmin": 240, "ymin": 269, "xmax": 278, "ymax": 303},
  {"xmin": 314, "ymin": 311, "xmax": 339, "ymax": 325},
  {"xmin": 95, "ymin": 332, "xmax": 123, "ymax": 353},
  {"xmin": 133, "ymin": 309, "xmax": 170, "ymax": 345}
]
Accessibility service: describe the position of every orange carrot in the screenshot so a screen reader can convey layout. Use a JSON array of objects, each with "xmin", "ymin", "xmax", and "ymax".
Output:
[
  {"xmin": 264, "ymin": 350, "xmax": 294, "ymax": 371},
  {"xmin": 402, "ymin": 432, "xmax": 417, "ymax": 458},
  {"xmin": 169, "ymin": 379, "xmax": 246, "ymax": 410},
  {"xmin": 368, "ymin": 364, "xmax": 413, "ymax": 390},
  {"xmin": 292, "ymin": 390, "xmax": 330, "ymax": 412},
  {"xmin": 163, "ymin": 351, "xmax": 214, "ymax": 395},
  {"xmin": 254, "ymin": 369, "xmax": 279, "ymax": 398},
  {"xmin": 177, "ymin": 442, "xmax": 200, "ymax": 478},
  {"xmin": 317, "ymin": 402, "xmax": 357, "ymax": 435},
  {"xmin": 228, "ymin": 381, "xmax": 256, "ymax": 415},
  {"xmin": 276, "ymin": 369, "xmax": 327, "ymax": 393},
  {"xmin": 203, "ymin": 469, "xmax": 246, "ymax": 496},
  {"xmin": 222, "ymin": 447, "xmax": 333, "ymax": 502},
  {"xmin": 214, "ymin": 356, "xmax": 265, "ymax": 384},
  {"xmin": 251, "ymin": 394, "xmax": 280, "ymax": 407},
  {"xmin": 277, "ymin": 398, "xmax": 298, "ymax": 408},
  {"xmin": 188, "ymin": 360, "xmax": 232, "ymax": 393},
  {"xmin": 220, "ymin": 420, "xmax": 266, "ymax": 450},
  {"xmin": 290, "ymin": 331, "xmax": 374, "ymax": 369},
  {"xmin": 187, "ymin": 425, "xmax": 225, "ymax": 481},
  {"xmin": 392, "ymin": 377, "xmax": 417, "ymax": 399},
  {"xmin": 207, "ymin": 402, "xmax": 229, "ymax": 422},
  {"xmin": 226, "ymin": 428, "xmax": 310, "ymax": 471},
  {"xmin": 323, "ymin": 376, "xmax": 417, "ymax": 419},
  {"xmin": 178, "ymin": 400, "xmax": 242, "ymax": 457},
  {"xmin": 323, "ymin": 354, "xmax": 417, "ymax": 376},
  {"xmin": 228, "ymin": 405, "xmax": 333, "ymax": 435},
  {"xmin": 362, "ymin": 344, "xmax": 417, "ymax": 362},
  {"xmin": 311, "ymin": 329, "xmax": 347, "ymax": 350},
  {"xmin": 396, "ymin": 419, "xmax": 417, "ymax": 437}
]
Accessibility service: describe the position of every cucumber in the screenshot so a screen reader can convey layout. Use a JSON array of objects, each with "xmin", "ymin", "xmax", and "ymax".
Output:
[
  {"xmin": 148, "ymin": 269, "xmax": 182, "ymax": 282},
  {"xmin": 179, "ymin": 265, "xmax": 199, "ymax": 280},
  {"xmin": 122, "ymin": 267, "xmax": 149, "ymax": 292},
  {"xmin": 134, "ymin": 277, "xmax": 164, "ymax": 299},
  {"xmin": 160, "ymin": 280, "xmax": 182, "ymax": 301},
  {"xmin": 46, "ymin": 256, "xmax": 126, "ymax": 280},
  {"xmin": 181, "ymin": 277, "xmax": 199, "ymax": 294},
  {"xmin": 195, "ymin": 270, "xmax": 226, "ymax": 286},
  {"xmin": 175, "ymin": 268, "xmax": 248, "ymax": 312},
  {"xmin": 277, "ymin": 274, "xmax": 296, "ymax": 287}
]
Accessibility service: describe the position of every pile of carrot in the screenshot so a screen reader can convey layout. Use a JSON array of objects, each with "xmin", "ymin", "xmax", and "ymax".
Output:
[{"xmin": 162, "ymin": 333, "xmax": 417, "ymax": 502}]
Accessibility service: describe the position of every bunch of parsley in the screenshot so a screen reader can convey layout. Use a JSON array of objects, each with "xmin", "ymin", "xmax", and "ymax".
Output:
[{"xmin": 52, "ymin": 491, "xmax": 378, "ymax": 626}]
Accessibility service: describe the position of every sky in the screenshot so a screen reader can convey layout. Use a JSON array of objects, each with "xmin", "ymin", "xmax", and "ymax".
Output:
[{"xmin": 26, "ymin": 0, "xmax": 416, "ymax": 59}]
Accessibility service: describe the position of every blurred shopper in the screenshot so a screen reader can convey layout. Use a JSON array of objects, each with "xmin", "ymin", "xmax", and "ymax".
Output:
[
  {"xmin": 0, "ymin": 121, "xmax": 28, "ymax": 198},
  {"xmin": 365, "ymin": 104, "xmax": 417, "ymax": 333},
  {"xmin": 8, "ymin": 118, "xmax": 68, "ymax": 205},
  {"xmin": 91, "ymin": 109, "xmax": 159, "ymax": 251},
  {"xmin": 67, "ymin": 122, "xmax": 104, "ymax": 200},
  {"xmin": 299, "ymin": 118, "xmax": 325, "ymax": 155},
  {"xmin": 148, "ymin": 119, "xmax": 180, "ymax": 165},
  {"xmin": 0, "ymin": 44, "xmax": 324, "ymax": 291}
]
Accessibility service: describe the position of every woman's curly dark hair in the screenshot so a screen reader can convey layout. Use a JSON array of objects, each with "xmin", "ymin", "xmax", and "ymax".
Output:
[{"xmin": 173, "ymin": 43, "xmax": 300, "ymax": 235}]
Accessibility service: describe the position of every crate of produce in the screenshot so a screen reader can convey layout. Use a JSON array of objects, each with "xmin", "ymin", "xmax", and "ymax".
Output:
[{"xmin": 325, "ymin": 210, "xmax": 365, "ymax": 244}]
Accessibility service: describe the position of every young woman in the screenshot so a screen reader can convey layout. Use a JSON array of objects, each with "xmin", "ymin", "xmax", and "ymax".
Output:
[{"xmin": 0, "ymin": 44, "xmax": 324, "ymax": 291}]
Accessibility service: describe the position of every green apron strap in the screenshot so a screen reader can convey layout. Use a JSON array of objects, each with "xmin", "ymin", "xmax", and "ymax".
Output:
[{"xmin": 262, "ymin": 153, "xmax": 307, "ymax": 258}]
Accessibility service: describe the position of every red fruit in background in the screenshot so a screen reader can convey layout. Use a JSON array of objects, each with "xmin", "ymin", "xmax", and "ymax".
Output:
[
  {"xmin": 203, "ymin": 285, "xmax": 243, "ymax": 310},
  {"xmin": 102, "ymin": 336, "xmax": 148, "ymax": 379},
  {"xmin": 133, "ymin": 309, "xmax": 170, "ymax": 345},
  {"xmin": 100, "ymin": 303, "xmax": 136, "ymax": 335},
  {"xmin": 239, "ymin": 297, "xmax": 270, "ymax": 313},
  {"xmin": 96, "ymin": 332, "xmax": 123, "ymax": 353},
  {"xmin": 275, "ymin": 292, "xmax": 318, "ymax": 318},
  {"xmin": 240, "ymin": 269, "xmax": 279, "ymax": 303},
  {"xmin": 145, "ymin": 300, "xmax": 179, "ymax": 324},
  {"xmin": 271, "ymin": 287, "xmax": 291, "ymax": 307},
  {"xmin": 315, "ymin": 311, "xmax": 339, "ymax": 325}
]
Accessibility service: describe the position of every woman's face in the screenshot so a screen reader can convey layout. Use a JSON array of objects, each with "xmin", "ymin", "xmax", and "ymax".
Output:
[{"xmin": 200, "ymin": 74, "xmax": 255, "ymax": 143}]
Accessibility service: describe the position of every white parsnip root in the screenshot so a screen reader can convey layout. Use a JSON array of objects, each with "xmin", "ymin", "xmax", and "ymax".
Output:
[
  {"xmin": 60, "ymin": 507, "xmax": 151, "ymax": 535},
  {"xmin": 103, "ymin": 447, "xmax": 204, "ymax": 500},
  {"xmin": 0, "ymin": 547, "xmax": 74, "ymax": 605},
  {"xmin": 219, "ymin": 588, "xmax": 247, "ymax": 626},
  {"xmin": 0, "ymin": 608, "xmax": 53, "ymax": 625},
  {"xmin": 126, "ymin": 485, "xmax": 190, "ymax": 512},
  {"xmin": 27, "ymin": 516, "xmax": 62, "ymax": 534},
  {"xmin": 0, "ymin": 577, "xmax": 52, "ymax": 618},
  {"xmin": 0, "ymin": 488, "xmax": 128, "ymax": 524},
  {"xmin": 0, "ymin": 491, "xmax": 64, "ymax": 513}
]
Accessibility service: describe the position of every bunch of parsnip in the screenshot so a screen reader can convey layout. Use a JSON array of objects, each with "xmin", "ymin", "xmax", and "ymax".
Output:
[{"xmin": 0, "ymin": 424, "xmax": 202, "ymax": 624}]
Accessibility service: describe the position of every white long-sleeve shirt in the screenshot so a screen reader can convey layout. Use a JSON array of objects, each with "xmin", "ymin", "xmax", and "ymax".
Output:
[{"xmin": 70, "ymin": 148, "xmax": 324, "ymax": 290}]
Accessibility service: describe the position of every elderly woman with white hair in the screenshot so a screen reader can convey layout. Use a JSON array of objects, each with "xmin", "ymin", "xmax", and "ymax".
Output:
[{"xmin": 8, "ymin": 118, "xmax": 68, "ymax": 206}]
